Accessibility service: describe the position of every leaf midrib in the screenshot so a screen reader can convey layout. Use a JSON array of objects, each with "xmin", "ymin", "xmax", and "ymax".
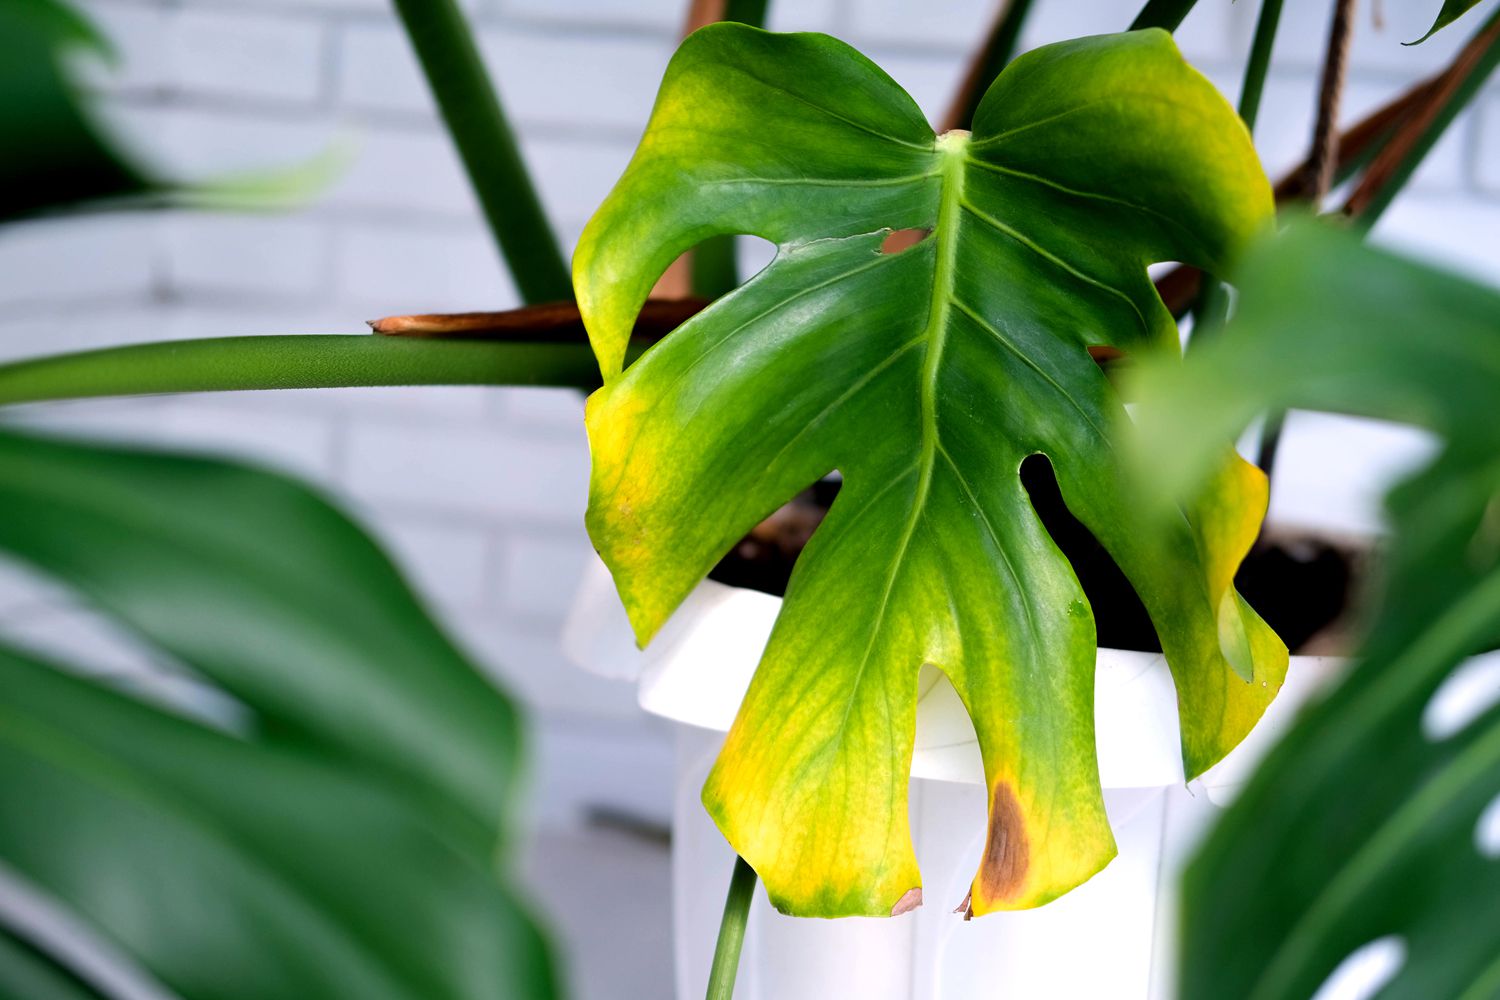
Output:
[{"xmin": 829, "ymin": 131, "xmax": 970, "ymax": 747}]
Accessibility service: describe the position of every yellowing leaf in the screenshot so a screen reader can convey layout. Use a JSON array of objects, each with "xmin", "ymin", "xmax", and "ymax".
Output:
[{"xmin": 576, "ymin": 25, "xmax": 1286, "ymax": 917}]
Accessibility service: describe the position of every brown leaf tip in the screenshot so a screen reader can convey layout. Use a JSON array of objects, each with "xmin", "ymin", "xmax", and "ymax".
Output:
[
  {"xmin": 977, "ymin": 782, "xmax": 1031, "ymax": 906},
  {"xmin": 891, "ymin": 887, "xmax": 923, "ymax": 916}
]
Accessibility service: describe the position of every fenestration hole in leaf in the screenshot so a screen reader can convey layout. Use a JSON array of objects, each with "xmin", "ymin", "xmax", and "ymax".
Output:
[
  {"xmin": 1420, "ymin": 650, "xmax": 1500, "ymax": 741},
  {"xmin": 1477, "ymin": 793, "xmax": 1500, "ymax": 859},
  {"xmin": 1018, "ymin": 454, "xmax": 1157, "ymax": 652},
  {"xmin": 1308, "ymin": 936, "xmax": 1406, "ymax": 1000},
  {"xmin": 879, "ymin": 227, "xmax": 931, "ymax": 255}
]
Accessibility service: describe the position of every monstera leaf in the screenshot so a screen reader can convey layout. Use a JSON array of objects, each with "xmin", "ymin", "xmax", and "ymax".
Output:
[
  {"xmin": 1135, "ymin": 220, "xmax": 1500, "ymax": 1000},
  {"xmin": 0, "ymin": 430, "xmax": 556, "ymax": 1000},
  {"xmin": 1413, "ymin": 0, "xmax": 1491, "ymax": 43},
  {"xmin": 574, "ymin": 25, "xmax": 1285, "ymax": 918}
]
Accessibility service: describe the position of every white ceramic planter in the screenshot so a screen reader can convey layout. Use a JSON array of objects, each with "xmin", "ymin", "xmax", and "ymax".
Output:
[{"xmin": 564, "ymin": 563, "xmax": 1345, "ymax": 1000}]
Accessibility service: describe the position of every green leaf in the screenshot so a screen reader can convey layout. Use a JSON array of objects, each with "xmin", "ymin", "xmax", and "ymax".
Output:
[
  {"xmin": 0, "ymin": 934, "xmax": 106, "ymax": 1000},
  {"xmin": 0, "ymin": 644, "xmax": 557, "ymax": 1000},
  {"xmin": 0, "ymin": 0, "xmax": 154, "ymax": 221},
  {"xmin": 1412, "ymin": 0, "xmax": 1491, "ymax": 43},
  {"xmin": 0, "ymin": 429, "xmax": 521, "ymax": 852},
  {"xmin": 1131, "ymin": 220, "xmax": 1500, "ymax": 1000},
  {"xmin": 574, "ymin": 25, "xmax": 1284, "ymax": 917}
]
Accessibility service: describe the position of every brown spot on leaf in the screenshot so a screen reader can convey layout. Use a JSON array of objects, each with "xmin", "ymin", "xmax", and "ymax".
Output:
[
  {"xmin": 891, "ymin": 887, "xmax": 923, "ymax": 916},
  {"xmin": 953, "ymin": 890, "xmax": 973, "ymax": 921},
  {"xmin": 977, "ymin": 782, "xmax": 1030, "ymax": 904},
  {"xmin": 879, "ymin": 228, "xmax": 930, "ymax": 255}
]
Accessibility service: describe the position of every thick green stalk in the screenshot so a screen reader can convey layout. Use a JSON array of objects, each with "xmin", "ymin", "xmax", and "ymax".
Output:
[
  {"xmin": 1238, "ymin": 0, "xmax": 1284, "ymax": 133},
  {"xmin": 689, "ymin": 0, "xmax": 772, "ymax": 299},
  {"xmin": 1188, "ymin": 0, "xmax": 1283, "ymax": 348},
  {"xmin": 1354, "ymin": 9, "xmax": 1500, "ymax": 229},
  {"xmin": 1130, "ymin": 0, "xmax": 1197, "ymax": 32},
  {"xmin": 0, "ymin": 336, "xmax": 609, "ymax": 406},
  {"xmin": 949, "ymin": 0, "xmax": 1037, "ymax": 129},
  {"xmin": 390, "ymin": 0, "xmax": 571, "ymax": 304},
  {"xmin": 705, "ymin": 857, "xmax": 757, "ymax": 1000}
]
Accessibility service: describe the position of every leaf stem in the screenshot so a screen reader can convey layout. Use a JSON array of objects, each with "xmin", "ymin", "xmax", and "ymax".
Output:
[
  {"xmin": 0, "ymin": 336, "xmax": 610, "ymax": 406},
  {"xmin": 705, "ymin": 856, "xmax": 757, "ymax": 1000},
  {"xmin": 1349, "ymin": 8, "xmax": 1500, "ymax": 228},
  {"xmin": 1130, "ymin": 0, "xmax": 1197, "ymax": 32},
  {"xmin": 1238, "ymin": 0, "xmax": 1284, "ymax": 134},
  {"xmin": 1186, "ymin": 0, "xmax": 1283, "ymax": 349},
  {"xmin": 942, "ymin": 0, "xmax": 1037, "ymax": 131},
  {"xmin": 390, "ymin": 0, "xmax": 571, "ymax": 304},
  {"xmin": 687, "ymin": 0, "xmax": 772, "ymax": 299}
]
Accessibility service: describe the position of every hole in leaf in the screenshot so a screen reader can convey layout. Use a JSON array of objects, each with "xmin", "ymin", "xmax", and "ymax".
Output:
[
  {"xmin": 1019, "ymin": 454, "xmax": 1157, "ymax": 652},
  {"xmin": 1421, "ymin": 649, "xmax": 1500, "ymax": 741},
  {"xmin": 1309, "ymin": 936, "xmax": 1405, "ymax": 1000},
  {"xmin": 735, "ymin": 235, "xmax": 777, "ymax": 281},
  {"xmin": 1477, "ymin": 793, "xmax": 1500, "ymax": 859},
  {"xmin": 880, "ymin": 228, "xmax": 931, "ymax": 255}
]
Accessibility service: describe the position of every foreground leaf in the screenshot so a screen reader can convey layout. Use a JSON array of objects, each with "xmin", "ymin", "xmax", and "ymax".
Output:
[
  {"xmin": 0, "ymin": 0, "xmax": 153, "ymax": 220},
  {"xmin": 0, "ymin": 429, "xmax": 556, "ymax": 998},
  {"xmin": 575, "ymin": 25, "xmax": 1284, "ymax": 916},
  {"xmin": 0, "ymin": 429, "xmax": 522, "ymax": 852},
  {"xmin": 0, "ymin": 645, "xmax": 557, "ymax": 1000},
  {"xmin": 1133, "ymin": 221, "xmax": 1500, "ymax": 999}
]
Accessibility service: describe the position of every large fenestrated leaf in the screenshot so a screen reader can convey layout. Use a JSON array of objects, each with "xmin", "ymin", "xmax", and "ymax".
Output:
[
  {"xmin": 574, "ymin": 24, "xmax": 1285, "ymax": 917},
  {"xmin": 0, "ymin": 429, "xmax": 557, "ymax": 999},
  {"xmin": 1133, "ymin": 220, "xmax": 1500, "ymax": 1000}
]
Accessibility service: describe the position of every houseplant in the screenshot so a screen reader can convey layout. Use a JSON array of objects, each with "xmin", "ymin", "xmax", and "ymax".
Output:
[{"xmin": 4, "ymin": 0, "xmax": 1500, "ymax": 998}]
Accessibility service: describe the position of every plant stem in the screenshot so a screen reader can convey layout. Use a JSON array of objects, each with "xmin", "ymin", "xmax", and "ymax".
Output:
[
  {"xmin": 1130, "ymin": 0, "xmax": 1197, "ymax": 32},
  {"xmin": 1238, "ymin": 0, "xmax": 1284, "ymax": 134},
  {"xmin": 1186, "ymin": 0, "xmax": 1283, "ymax": 349},
  {"xmin": 943, "ymin": 0, "xmax": 1037, "ymax": 131},
  {"xmin": 705, "ymin": 856, "xmax": 757, "ymax": 1000},
  {"xmin": 1350, "ymin": 8, "xmax": 1500, "ymax": 228},
  {"xmin": 1304, "ymin": 0, "xmax": 1358, "ymax": 204},
  {"xmin": 688, "ymin": 0, "xmax": 771, "ymax": 299},
  {"xmin": 0, "ymin": 336, "xmax": 613, "ymax": 406},
  {"xmin": 390, "ymin": 0, "xmax": 571, "ymax": 304},
  {"xmin": 1260, "ymin": 7, "xmax": 1500, "ymax": 475}
]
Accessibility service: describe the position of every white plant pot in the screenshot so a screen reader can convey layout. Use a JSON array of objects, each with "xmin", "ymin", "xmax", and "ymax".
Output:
[{"xmin": 564, "ymin": 563, "xmax": 1346, "ymax": 1000}]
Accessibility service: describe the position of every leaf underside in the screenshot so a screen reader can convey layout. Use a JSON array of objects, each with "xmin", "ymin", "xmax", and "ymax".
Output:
[
  {"xmin": 575, "ymin": 25, "xmax": 1286, "ymax": 917},
  {"xmin": 1140, "ymin": 221, "xmax": 1500, "ymax": 1000}
]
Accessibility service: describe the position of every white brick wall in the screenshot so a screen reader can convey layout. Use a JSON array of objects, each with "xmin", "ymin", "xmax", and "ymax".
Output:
[{"xmin": 7, "ymin": 0, "xmax": 1500, "ymax": 839}]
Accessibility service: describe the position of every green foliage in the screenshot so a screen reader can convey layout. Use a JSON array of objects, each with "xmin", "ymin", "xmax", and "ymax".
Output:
[
  {"xmin": 0, "ymin": 431, "xmax": 559, "ymax": 1000},
  {"xmin": 1133, "ymin": 219, "xmax": 1500, "ymax": 1000},
  {"xmin": 0, "ymin": 0, "xmax": 153, "ymax": 220},
  {"xmin": 575, "ymin": 24, "xmax": 1285, "ymax": 918},
  {"xmin": 1413, "ymin": 0, "xmax": 1492, "ymax": 43}
]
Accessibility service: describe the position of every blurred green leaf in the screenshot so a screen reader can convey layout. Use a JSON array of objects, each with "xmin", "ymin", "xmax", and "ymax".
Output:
[
  {"xmin": 1412, "ymin": 0, "xmax": 1491, "ymax": 43},
  {"xmin": 0, "ymin": 429, "xmax": 557, "ymax": 999},
  {"xmin": 0, "ymin": 0, "xmax": 154, "ymax": 220},
  {"xmin": 0, "ymin": 933, "xmax": 107, "ymax": 1000},
  {"xmin": 0, "ymin": 643, "xmax": 558, "ymax": 1000},
  {"xmin": 0, "ymin": 429, "xmax": 525, "ymax": 852},
  {"xmin": 1132, "ymin": 220, "xmax": 1500, "ymax": 999}
]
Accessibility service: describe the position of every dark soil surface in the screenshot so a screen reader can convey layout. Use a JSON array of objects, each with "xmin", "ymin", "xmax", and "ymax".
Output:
[{"xmin": 708, "ymin": 460, "xmax": 1364, "ymax": 655}]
